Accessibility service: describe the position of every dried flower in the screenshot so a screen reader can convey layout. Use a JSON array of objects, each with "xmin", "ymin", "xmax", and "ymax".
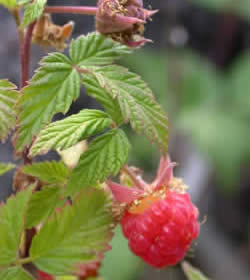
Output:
[
  {"xmin": 96, "ymin": 0, "xmax": 157, "ymax": 47},
  {"xmin": 33, "ymin": 14, "xmax": 74, "ymax": 51}
]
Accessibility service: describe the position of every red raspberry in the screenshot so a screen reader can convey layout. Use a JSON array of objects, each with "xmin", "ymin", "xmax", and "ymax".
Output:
[
  {"xmin": 38, "ymin": 270, "xmax": 54, "ymax": 280},
  {"xmin": 121, "ymin": 188, "xmax": 200, "ymax": 268}
]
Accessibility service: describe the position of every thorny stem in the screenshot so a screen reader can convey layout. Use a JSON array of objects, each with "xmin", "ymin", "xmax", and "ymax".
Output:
[
  {"xmin": 122, "ymin": 165, "xmax": 149, "ymax": 190},
  {"xmin": 44, "ymin": 5, "xmax": 97, "ymax": 15},
  {"xmin": 20, "ymin": 21, "xmax": 36, "ymax": 164},
  {"xmin": 20, "ymin": 21, "xmax": 36, "ymax": 89},
  {"xmin": 12, "ymin": 9, "xmax": 35, "ymax": 163}
]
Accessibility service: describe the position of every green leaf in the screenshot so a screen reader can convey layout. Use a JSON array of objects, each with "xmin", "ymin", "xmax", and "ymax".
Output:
[
  {"xmin": 0, "ymin": 80, "xmax": 18, "ymax": 142},
  {"xmin": 83, "ymin": 74, "xmax": 123, "ymax": 125},
  {"xmin": 82, "ymin": 66, "xmax": 168, "ymax": 152},
  {"xmin": 0, "ymin": 187, "xmax": 33, "ymax": 266},
  {"xmin": 30, "ymin": 110, "xmax": 113, "ymax": 156},
  {"xmin": 0, "ymin": 0, "xmax": 17, "ymax": 8},
  {"xmin": 0, "ymin": 267, "xmax": 34, "ymax": 280},
  {"xmin": 70, "ymin": 32, "xmax": 131, "ymax": 66},
  {"xmin": 16, "ymin": 52, "xmax": 81, "ymax": 152},
  {"xmin": 0, "ymin": 162, "xmax": 15, "ymax": 176},
  {"xmin": 22, "ymin": 161, "xmax": 70, "ymax": 185},
  {"xmin": 66, "ymin": 129, "xmax": 130, "ymax": 197},
  {"xmin": 182, "ymin": 262, "xmax": 210, "ymax": 280},
  {"xmin": 29, "ymin": 188, "xmax": 113, "ymax": 276},
  {"xmin": 26, "ymin": 185, "xmax": 62, "ymax": 228},
  {"xmin": 21, "ymin": 0, "xmax": 47, "ymax": 28}
]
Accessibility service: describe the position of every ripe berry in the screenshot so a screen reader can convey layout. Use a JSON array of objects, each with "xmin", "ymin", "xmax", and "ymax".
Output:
[
  {"xmin": 38, "ymin": 270, "xmax": 54, "ymax": 280},
  {"xmin": 121, "ymin": 188, "xmax": 200, "ymax": 268}
]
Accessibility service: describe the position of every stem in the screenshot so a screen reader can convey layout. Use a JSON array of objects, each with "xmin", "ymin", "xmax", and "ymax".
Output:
[
  {"xmin": 122, "ymin": 165, "xmax": 149, "ymax": 190},
  {"xmin": 44, "ymin": 5, "xmax": 97, "ymax": 15},
  {"xmin": 20, "ymin": 21, "xmax": 36, "ymax": 164},
  {"xmin": 20, "ymin": 21, "xmax": 36, "ymax": 88}
]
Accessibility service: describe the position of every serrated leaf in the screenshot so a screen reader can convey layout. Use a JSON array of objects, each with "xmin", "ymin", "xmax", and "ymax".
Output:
[
  {"xmin": 0, "ymin": 80, "xmax": 18, "ymax": 142},
  {"xmin": 22, "ymin": 161, "xmax": 70, "ymax": 185},
  {"xmin": 66, "ymin": 129, "xmax": 130, "ymax": 197},
  {"xmin": 0, "ymin": 162, "xmax": 15, "ymax": 176},
  {"xmin": 0, "ymin": 187, "xmax": 33, "ymax": 266},
  {"xmin": 182, "ymin": 262, "xmax": 210, "ymax": 280},
  {"xmin": 0, "ymin": 267, "xmax": 34, "ymax": 280},
  {"xmin": 26, "ymin": 185, "xmax": 62, "ymax": 228},
  {"xmin": 29, "ymin": 188, "xmax": 113, "ymax": 276},
  {"xmin": 83, "ymin": 74, "xmax": 123, "ymax": 125},
  {"xmin": 16, "ymin": 52, "xmax": 81, "ymax": 152},
  {"xmin": 82, "ymin": 65, "xmax": 168, "ymax": 152},
  {"xmin": 70, "ymin": 32, "xmax": 131, "ymax": 66},
  {"xmin": 31, "ymin": 110, "xmax": 113, "ymax": 156},
  {"xmin": 21, "ymin": 0, "xmax": 47, "ymax": 28}
]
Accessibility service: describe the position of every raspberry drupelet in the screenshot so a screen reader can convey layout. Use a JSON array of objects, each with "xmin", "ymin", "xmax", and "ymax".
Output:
[
  {"xmin": 38, "ymin": 270, "xmax": 54, "ymax": 280},
  {"xmin": 107, "ymin": 156, "xmax": 200, "ymax": 268}
]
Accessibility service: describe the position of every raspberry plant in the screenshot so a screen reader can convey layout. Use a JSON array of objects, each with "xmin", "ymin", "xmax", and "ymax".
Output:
[{"xmin": 0, "ymin": 0, "xmax": 203, "ymax": 279}]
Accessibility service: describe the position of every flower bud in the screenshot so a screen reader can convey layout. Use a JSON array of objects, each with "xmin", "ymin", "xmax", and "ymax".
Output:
[{"xmin": 96, "ymin": 0, "xmax": 157, "ymax": 47}]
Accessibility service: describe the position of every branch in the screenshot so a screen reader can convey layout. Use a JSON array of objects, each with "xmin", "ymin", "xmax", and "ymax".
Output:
[
  {"xmin": 44, "ymin": 6, "xmax": 97, "ymax": 15},
  {"xmin": 20, "ymin": 21, "xmax": 36, "ymax": 88}
]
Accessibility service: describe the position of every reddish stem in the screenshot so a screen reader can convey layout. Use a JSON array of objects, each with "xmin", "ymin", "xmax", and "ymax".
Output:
[
  {"xmin": 20, "ymin": 21, "xmax": 36, "ymax": 88},
  {"xmin": 44, "ymin": 6, "xmax": 97, "ymax": 15},
  {"xmin": 19, "ymin": 21, "xmax": 36, "ymax": 164}
]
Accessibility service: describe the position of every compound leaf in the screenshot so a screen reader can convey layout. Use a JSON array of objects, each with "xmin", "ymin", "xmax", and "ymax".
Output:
[
  {"xmin": 16, "ymin": 52, "xmax": 81, "ymax": 152},
  {"xmin": 21, "ymin": 0, "xmax": 47, "ymax": 28},
  {"xmin": 0, "ymin": 80, "xmax": 18, "ymax": 142},
  {"xmin": 30, "ymin": 110, "xmax": 113, "ymax": 156},
  {"xmin": 0, "ymin": 267, "xmax": 34, "ymax": 280},
  {"xmin": 0, "ymin": 187, "xmax": 33, "ymax": 266},
  {"xmin": 25, "ymin": 185, "xmax": 62, "ymax": 229},
  {"xmin": 82, "ymin": 65, "xmax": 168, "ymax": 152},
  {"xmin": 83, "ymin": 74, "xmax": 123, "ymax": 125},
  {"xmin": 0, "ymin": 162, "xmax": 15, "ymax": 176},
  {"xmin": 70, "ymin": 32, "xmax": 131, "ymax": 66},
  {"xmin": 30, "ymin": 188, "xmax": 113, "ymax": 276},
  {"xmin": 22, "ymin": 161, "xmax": 70, "ymax": 185},
  {"xmin": 66, "ymin": 129, "xmax": 130, "ymax": 197}
]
